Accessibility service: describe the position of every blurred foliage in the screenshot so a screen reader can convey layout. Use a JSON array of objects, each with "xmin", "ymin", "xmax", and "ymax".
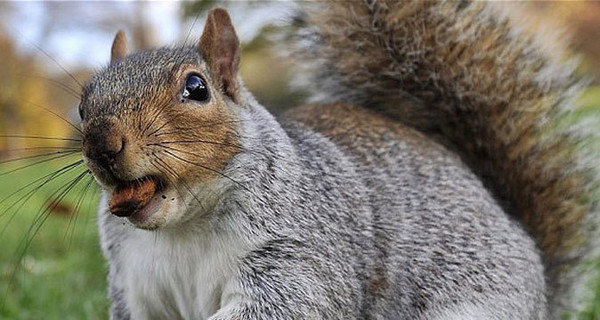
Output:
[
  {"xmin": 239, "ymin": 24, "xmax": 307, "ymax": 114},
  {"xmin": 512, "ymin": 1, "xmax": 600, "ymax": 82},
  {"xmin": 0, "ymin": 31, "xmax": 76, "ymax": 157},
  {"xmin": 182, "ymin": 0, "xmax": 219, "ymax": 19}
]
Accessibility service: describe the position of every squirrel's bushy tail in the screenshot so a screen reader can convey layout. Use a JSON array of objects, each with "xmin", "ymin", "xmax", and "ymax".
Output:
[{"xmin": 292, "ymin": 0, "xmax": 599, "ymax": 313}]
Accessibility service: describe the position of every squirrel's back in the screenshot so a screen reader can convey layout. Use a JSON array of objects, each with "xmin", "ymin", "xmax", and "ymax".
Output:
[{"xmin": 282, "ymin": 102, "xmax": 546, "ymax": 319}]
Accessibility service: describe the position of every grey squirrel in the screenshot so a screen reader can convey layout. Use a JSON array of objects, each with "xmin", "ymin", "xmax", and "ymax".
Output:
[{"xmin": 77, "ymin": 1, "xmax": 597, "ymax": 319}]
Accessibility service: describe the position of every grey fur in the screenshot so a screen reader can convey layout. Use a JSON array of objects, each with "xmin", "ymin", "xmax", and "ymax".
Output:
[
  {"xmin": 93, "ymin": 71, "xmax": 546, "ymax": 319},
  {"xmin": 82, "ymin": 1, "xmax": 593, "ymax": 319},
  {"xmin": 95, "ymin": 89, "xmax": 546, "ymax": 319}
]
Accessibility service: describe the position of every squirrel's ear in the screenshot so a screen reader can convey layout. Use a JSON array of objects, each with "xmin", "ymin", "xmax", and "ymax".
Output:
[
  {"xmin": 199, "ymin": 7, "xmax": 240, "ymax": 102},
  {"xmin": 111, "ymin": 31, "xmax": 129, "ymax": 64}
]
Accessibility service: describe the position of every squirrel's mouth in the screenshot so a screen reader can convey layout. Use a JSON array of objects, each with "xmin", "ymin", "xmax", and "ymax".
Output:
[{"xmin": 108, "ymin": 175, "xmax": 166, "ymax": 221}]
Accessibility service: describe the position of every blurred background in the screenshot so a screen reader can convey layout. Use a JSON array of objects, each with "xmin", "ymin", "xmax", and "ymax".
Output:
[{"xmin": 0, "ymin": 1, "xmax": 599, "ymax": 319}]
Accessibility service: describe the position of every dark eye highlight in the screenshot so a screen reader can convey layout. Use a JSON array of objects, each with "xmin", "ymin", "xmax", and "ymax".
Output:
[{"xmin": 182, "ymin": 74, "xmax": 209, "ymax": 102}]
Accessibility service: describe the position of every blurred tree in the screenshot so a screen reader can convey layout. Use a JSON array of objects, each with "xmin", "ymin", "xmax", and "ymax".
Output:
[
  {"xmin": 0, "ymin": 24, "xmax": 21, "ymax": 156},
  {"xmin": 38, "ymin": 2, "xmax": 157, "ymax": 51},
  {"xmin": 0, "ymin": 26, "xmax": 71, "ymax": 157}
]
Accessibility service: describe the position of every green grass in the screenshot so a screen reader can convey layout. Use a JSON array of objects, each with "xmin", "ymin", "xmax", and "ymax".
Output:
[{"xmin": 0, "ymin": 158, "xmax": 108, "ymax": 319}]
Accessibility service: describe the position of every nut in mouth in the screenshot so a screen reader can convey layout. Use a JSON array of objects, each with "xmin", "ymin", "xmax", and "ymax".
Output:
[{"xmin": 108, "ymin": 175, "xmax": 165, "ymax": 218}]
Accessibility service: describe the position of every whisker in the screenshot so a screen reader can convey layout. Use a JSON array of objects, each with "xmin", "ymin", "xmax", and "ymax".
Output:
[
  {"xmin": 161, "ymin": 149, "xmax": 250, "ymax": 193},
  {"xmin": 0, "ymin": 150, "xmax": 81, "ymax": 165},
  {"xmin": 156, "ymin": 146, "xmax": 272, "ymax": 208},
  {"xmin": 0, "ymin": 135, "xmax": 81, "ymax": 142},
  {"xmin": 0, "ymin": 167, "xmax": 87, "ymax": 306},
  {"xmin": 149, "ymin": 139, "xmax": 243, "ymax": 149},
  {"xmin": 20, "ymin": 170, "xmax": 90, "ymax": 250},
  {"xmin": 153, "ymin": 156, "xmax": 202, "ymax": 207},
  {"xmin": 0, "ymin": 165, "xmax": 88, "ymax": 277},
  {"xmin": 0, "ymin": 160, "xmax": 85, "ymax": 205},
  {"xmin": 1, "ymin": 146, "xmax": 82, "ymax": 153},
  {"xmin": 18, "ymin": 74, "xmax": 81, "ymax": 99},
  {"xmin": 152, "ymin": 141, "xmax": 269, "ymax": 164},
  {"xmin": 0, "ymin": 152, "xmax": 81, "ymax": 177},
  {"xmin": 146, "ymin": 117, "xmax": 172, "ymax": 137},
  {"xmin": 152, "ymin": 137, "xmax": 298, "ymax": 170},
  {"xmin": 64, "ymin": 173, "xmax": 96, "ymax": 247},
  {"xmin": 147, "ymin": 132, "xmax": 296, "ymax": 168},
  {"xmin": 24, "ymin": 100, "xmax": 83, "ymax": 135},
  {"xmin": 7, "ymin": 170, "xmax": 91, "ymax": 291},
  {"xmin": 0, "ymin": 160, "xmax": 85, "ymax": 222},
  {"xmin": 151, "ymin": 119, "xmax": 250, "ymax": 137},
  {"xmin": 152, "ymin": 140, "xmax": 271, "ymax": 168},
  {"xmin": 150, "ymin": 13, "xmax": 200, "ymax": 141},
  {"xmin": 9, "ymin": 26, "xmax": 84, "ymax": 89},
  {"xmin": 172, "ymin": 13, "xmax": 201, "ymax": 74},
  {"xmin": 177, "ymin": 178, "xmax": 206, "ymax": 214},
  {"xmin": 149, "ymin": 159, "xmax": 199, "ymax": 212},
  {"xmin": 184, "ymin": 14, "xmax": 200, "ymax": 48},
  {"xmin": 80, "ymin": 174, "xmax": 100, "ymax": 239},
  {"xmin": 142, "ymin": 99, "xmax": 173, "ymax": 137}
]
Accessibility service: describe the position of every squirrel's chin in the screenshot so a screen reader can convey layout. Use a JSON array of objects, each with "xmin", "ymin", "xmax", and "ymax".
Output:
[
  {"xmin": 102, "ymin": 173, "xmax": 224, "ymax": 230},
  {"xmin": 98, "ymin": 174, "xmax": 181, "ymax": 230},
  {"xmin": 125, "ymin": 194, "xmax": 165, "ymax": 230},
  {"xmin": 121, "ymin": 184, "xmax": 180, "ymax": 230}
]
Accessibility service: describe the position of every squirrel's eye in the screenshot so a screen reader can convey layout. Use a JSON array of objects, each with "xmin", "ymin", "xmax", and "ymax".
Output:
[{"xmin": 182, "ymin": 74, "xmax": 209, "ymax": 102}]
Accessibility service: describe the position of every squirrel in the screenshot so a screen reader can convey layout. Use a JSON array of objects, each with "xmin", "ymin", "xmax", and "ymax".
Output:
[{"xmin": 77, "ymin": 1, "xmax": 597, "ymax": 319}]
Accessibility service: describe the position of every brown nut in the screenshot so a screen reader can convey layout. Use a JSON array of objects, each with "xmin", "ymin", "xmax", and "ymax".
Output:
[{"xmin": 109, "ymin": 179, "xmax": 157, "ymax": 217}]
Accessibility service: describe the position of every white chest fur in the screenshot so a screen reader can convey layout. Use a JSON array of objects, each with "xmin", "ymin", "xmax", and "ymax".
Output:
[{"xmin": 104, "ymin": 219, "xmax": 248, "ymax": 320}]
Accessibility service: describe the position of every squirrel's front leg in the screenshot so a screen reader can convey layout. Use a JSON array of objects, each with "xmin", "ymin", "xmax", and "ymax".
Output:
[{"xmin": 208, "ymin": 239, "xmax": 362, "ymax": 320}]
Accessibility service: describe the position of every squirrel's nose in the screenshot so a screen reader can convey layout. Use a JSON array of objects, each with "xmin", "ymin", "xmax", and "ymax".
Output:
[
  {"xmin": 98, "ymin": 135, "xmax": 125, "ymax": 163},
  {"xmin": 84, "ymin": 121, "xmax": 126, "ymax": 170}
]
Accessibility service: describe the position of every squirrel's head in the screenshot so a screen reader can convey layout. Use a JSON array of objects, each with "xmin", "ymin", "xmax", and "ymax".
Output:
[{"xmin": 79, "ymin": 8, "xmax": 243, "ymax": 230}]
